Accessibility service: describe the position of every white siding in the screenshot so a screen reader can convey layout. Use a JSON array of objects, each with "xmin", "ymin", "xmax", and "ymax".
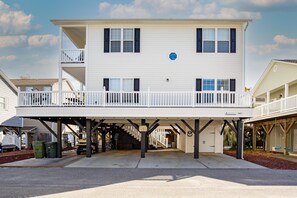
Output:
[
  {"xmin": 0, "ymin": 77, "xmax": 17, "ymax": 125},
  {"xmin": 86, "ymin": 23, "xmax": 244, "ymax": 92}
]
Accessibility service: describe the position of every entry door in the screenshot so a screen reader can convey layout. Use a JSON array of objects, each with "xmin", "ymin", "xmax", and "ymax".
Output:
[{"xmin": 294, "ymin": 130, "xmax": 297, "ymax": 152}]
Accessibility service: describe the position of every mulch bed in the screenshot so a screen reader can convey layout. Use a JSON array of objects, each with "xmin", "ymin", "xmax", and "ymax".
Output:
[
  {"xmin": 0, "ymin": 150, "xmax": 34, "ymax": 164},
  {"xmin": 224, "ymin": 150, "xmax": 297, "ymax": 170}
]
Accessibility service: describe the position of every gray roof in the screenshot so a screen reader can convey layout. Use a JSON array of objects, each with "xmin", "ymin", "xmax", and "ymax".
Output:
[
  {"xmin": 0, "ymin": 116, "xmax": 23, "ymax": 128},
  {"xmin": 277, "ymin": 59, "xmax": 297, "ymax": 64}
]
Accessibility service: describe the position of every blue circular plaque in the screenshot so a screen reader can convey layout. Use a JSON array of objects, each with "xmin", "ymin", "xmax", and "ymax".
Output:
[{"xmin": 169, "ymin": 52, "xmax": 177, "ymax": 60}]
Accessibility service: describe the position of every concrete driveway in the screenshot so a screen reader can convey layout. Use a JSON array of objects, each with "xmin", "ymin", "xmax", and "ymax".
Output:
[{"xmin": 1, "ymin": 149, "xmax": 264, "ymax": 169}]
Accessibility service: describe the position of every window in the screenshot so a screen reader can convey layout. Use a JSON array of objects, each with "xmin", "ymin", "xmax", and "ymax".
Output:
[
  {"xmin": 123, "ymin": 29, "xmax": 134, "ymax": 52},
  {"xmin": 0, "ymin": 97, "xmax": 5, "ymax": 110},
  {"xmin": 202, "ymin": 79, "xmax": 215, "ymax": 91},
  {"xmin": 110, "ymin": 29, "xmax": 121, "ymax": 52},
  {"xmin": 105, "ymin": 28, "xmax": 140, "ymax": 53},
  {"xmin": 217, "ymin": 79, "xmax": 229, "ymax": 91},
  {"xmin": 196, "ymin": 28, "xmax": 236, "ymax": 53},
  {"xmin": 217, "ymin": 29, "xmax": 229, "ymax": 53},
  {"xmin": 103, "ymin": 78, "xmax": 140, "ymax": 103},
  {"xmin": 203, "ymin": 29, "xmax": 215, "ymax": 53}
]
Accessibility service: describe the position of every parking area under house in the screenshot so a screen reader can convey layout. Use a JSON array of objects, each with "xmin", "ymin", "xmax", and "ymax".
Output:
[{"xmin": 0, "ymin": 150, "xmax": 264, "ymax": 169}]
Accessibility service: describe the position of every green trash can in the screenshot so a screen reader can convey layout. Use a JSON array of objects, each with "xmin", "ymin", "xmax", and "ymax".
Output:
[
  {"xmin": 33, "ymin": 141, "xmax": 45, "ymax": 159},
  {"xmin": 45, "ymin": 142, "xmax": 58, "ymax": 158}
]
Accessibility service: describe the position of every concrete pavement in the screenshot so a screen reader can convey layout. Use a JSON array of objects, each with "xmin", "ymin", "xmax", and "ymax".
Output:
[
  {"xmin": 1, "ymin": 149, "xmax": 264, "ymax": 169},
  {"xmin": 0, "ymin": 168, "xmax": 296, "ymax": 198}
]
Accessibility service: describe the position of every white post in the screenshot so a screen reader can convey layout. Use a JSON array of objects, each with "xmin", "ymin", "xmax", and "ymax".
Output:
[
  {"xmin": 284, "ymin": 83, "xmax": 289, "ymax": 98},
  {"xmin": 192, "ymin": 88, "xmax": 195, "ymax": 107},
  {"xmin": 221, "ymin": 87, "xmax": 224, "ymax": 107},
  {"xmin": 266, "ymin": 91, "xmax": 270, "ymax": 104},
  {"xmin": 58, "ymin": 27, "xmax": 63, "ymax": 106},
  {"xmin": 147, "ymin": 87, "xmax": 150, "ymax": 107},
  {"xmin": 103, "ymin": 86, "xmax": 106, "ymax": 107}
]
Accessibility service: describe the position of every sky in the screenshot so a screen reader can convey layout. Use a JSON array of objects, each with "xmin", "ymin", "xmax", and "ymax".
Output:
[{"xmin": 0, "ymin": 0, "xmax": 297, "ymax": 88}]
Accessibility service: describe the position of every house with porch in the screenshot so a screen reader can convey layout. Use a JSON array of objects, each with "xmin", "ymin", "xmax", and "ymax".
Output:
[
  {"xmin": 247, "ymin": 60, "xmax": 297, "ymax": 155},
  {"xmin": 11, "ymin": 78, "xmax": 77, "ymax": 148},
  {"xmin": 0, "ymin": 70, "xmax": 23, "ymax": 147},
  {"xmin": 16, "ymin": 19, "xmax": 252, "ymax": 159}
]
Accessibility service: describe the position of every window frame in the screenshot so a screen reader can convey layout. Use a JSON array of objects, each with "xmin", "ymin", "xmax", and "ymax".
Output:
[
  {"xmin": 217, "ymin": 28, "xmax": 230, "ymax": 53},
  {"xmin": 217, "ymin": 79, "xmax": 230, "ymax": 91},
  {"xmin": 0, "ymin": 97, "xmax": 7, "ymax": 110},
  {"xmin": 202, "ymin": 28, "xmax": 216, "ymax": 53},
  {"xmin": 109, "ymin": 28, "xmax": 135, "ymax": 53}
]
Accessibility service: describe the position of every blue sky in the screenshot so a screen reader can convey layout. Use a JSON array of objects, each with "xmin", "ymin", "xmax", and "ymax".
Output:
[{"xmin": 0, "ymin": 0, "xmax": 297, "ymax": 88}]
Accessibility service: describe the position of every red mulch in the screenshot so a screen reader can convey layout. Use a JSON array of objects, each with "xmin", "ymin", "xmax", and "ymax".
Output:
[
  {"xmin": 224, "ymin": 150, "xmax": 297, "ymax": 170},
  {"xmin": 0, "ymin": 150, "xmax": 34, "ymax": 164}
]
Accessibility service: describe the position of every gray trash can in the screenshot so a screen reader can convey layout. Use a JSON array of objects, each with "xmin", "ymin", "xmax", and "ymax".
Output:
[{"xmin": 45, "ymin": 142, "xmax": 58, "ymax": 158}]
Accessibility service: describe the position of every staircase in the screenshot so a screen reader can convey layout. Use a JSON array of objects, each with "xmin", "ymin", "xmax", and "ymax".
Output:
[{"xmin": 123, "ymin": 126, "xmax": 168, "ymax": 149}]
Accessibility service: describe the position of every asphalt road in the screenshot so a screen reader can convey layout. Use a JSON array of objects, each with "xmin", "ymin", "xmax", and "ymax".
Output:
[{"xmin": 0, "ymin": 168, "xmax": 297, "ymax": 198}]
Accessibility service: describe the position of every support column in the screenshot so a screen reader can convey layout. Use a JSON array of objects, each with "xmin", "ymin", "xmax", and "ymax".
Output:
[
  {"xmin": 57, "ymin": 119, "xmax": 62, "ymax": 158},
  {"xmin": 266, "ymin": 91, "xmax": 270, "ymax": 103},
  {"xmin": 194, "ymin": 119, "xmax": 199, "ymax": 159},
  {"xmin": 284, "ymin": 132, "xmax": 288, "ymax": 155},
  {"xmin": 102, "ymin": 129, "xmax": 107, "ymax": 152},
  {"xmin": 86, "ymin": 119, "xmax": 92, "ymax": 158},
  {"xmin": 266, "ymin": 132, "xmax": 270, "ymax": 152},
  {"xmin": 236, "ymin": 119, "xmax": 244, "ymax": 159},
  {"xmin": 284, "ymin": 83, "xmax": 289, "ymax": 98},
  {"xmin": 145, "ymin": 131, "xmax": 149, "ymax": 152},
  {"xmin": 18, "ymin": 128, "xmax": 22, "ymax": 151},
  {"xmin": 252, "ymin": 124, "xmax": 257, "ymax": 150},
  {"xmin": 141, "ymin": 131, "xmax": 146, "ymax": 158},
  {"xmin": 141, "ymin": 119, "xmax": 146, "ymax": 158}
]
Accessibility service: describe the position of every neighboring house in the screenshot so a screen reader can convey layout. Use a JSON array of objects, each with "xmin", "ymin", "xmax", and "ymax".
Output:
[
  {"xmin": 16, "ymin": 19, "xmax": 252, "ymax": 159},
  {"xmin": 0, "ymin": 70, "xmax": 22, "ymax": 145},
  {"xmin": 11, "ymin": 78, "xmax": 77, "ymax": 148},
  {"xmin": 247, "ymin": 60, "xmax": 297, "ymax": 154}
]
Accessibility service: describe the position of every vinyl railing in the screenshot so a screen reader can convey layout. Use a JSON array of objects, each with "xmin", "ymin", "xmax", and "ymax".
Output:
[
  {"xmin": 61, "ymin": 49, "xmax": 85, "ymax": 63},
  {"xmin": 18, "ymin": 90, "xmax": 252, "ymax": 108},
  {"xmin": 253, "ymin": 94, "xmax": 297, "ymax": 117}
]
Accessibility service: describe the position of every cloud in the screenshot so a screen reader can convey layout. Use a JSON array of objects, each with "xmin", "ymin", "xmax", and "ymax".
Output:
[
  {"xmin": 221, "ymin": 0, "xmax": 297, "ymax": 7},
  {"xmin": 0, "ymin": 35, "xmax": 27, "ymax": 48},
  {"xmin": 0, "ymin": 0, "xmax": 32, "ymax": 34},
  {"xmin": 273, "ymin": 35, "xmax": 297, "ymax": 45},
  {"xmin": 99, "ymin": 0, "xmax": 261, "ymax": 19},
  {"xmin": 248, "ymin": 34, "xmax": 297, "ymax": 55},
  {"xmin": 28, "ymin": 34, "xmax": 59, "ymax": 47},
  {"xmin": 0, "ymin": 55, "xmax": 16, "ymax": 61},
  {"xmin": 191, "ymin": 3, "xmax": 261, "ymax": 19}
]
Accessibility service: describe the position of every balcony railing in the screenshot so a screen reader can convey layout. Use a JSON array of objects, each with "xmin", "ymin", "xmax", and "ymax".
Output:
[
  {"xmin": 61, "ymin": 49, "xmax": 85, "ymax": 63},
  {"xmin": 253, "ymin": 94, "xmax": 297, "ymax": 117},
  {"xmin": 18, "ymin": 91, "xmax": 252, "ymax": 108}
]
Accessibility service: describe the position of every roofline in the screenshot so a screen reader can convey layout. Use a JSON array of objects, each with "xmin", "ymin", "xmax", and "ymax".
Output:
[
  {"xmin": 0, "ymin": 70, "xmax": 18, "ymax": 95},
  {"xmin": 251, "ymin": 59, "xmax": 297, "ymax": 95},
  {"xmin": 51, "ymin": 18, "xmax": 252, "ymax": 26}
]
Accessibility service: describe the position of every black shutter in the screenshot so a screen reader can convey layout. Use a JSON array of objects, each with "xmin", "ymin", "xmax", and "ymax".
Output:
[
  {"xmin": 196, "ymin": 78, "xmax": 202, "ymax": 103},
  {"xmin": 104, "ymin": 28, "xmax": 110, "ymax": 53},
  {"xmin": 134, "ymin": 28, "xmax": 140, "ymax": 53},
  {"xmin": 103, "ymin": 78, "xmax": 109, "ymax": 103},
  {"xmin": 134, "ymin": 78, "xmax": 140, "ymax": 103},
  {"xmin": 230, "ymin": 79, "xmax": 236, "ymax": 92},
  {"xmin": 103, "ymin": 78, "xmax": 109, "ymax": 91},
  {"xmin": 196, "ymin": 28, "xmax": 202, "ymax": 53},
  {"xmin": 196, "ymin": 78, "xmax": 202, "ymax": 91},
  {"xmin": 134, "ymin": 78, "xmax": 140, "ymax": 91},
  {"xmin": 230, "ymin": 28, "xmax": 236, "ymax": 53}
]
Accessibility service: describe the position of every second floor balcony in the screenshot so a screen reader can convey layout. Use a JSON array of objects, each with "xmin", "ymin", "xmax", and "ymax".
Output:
[
  {"xmin": 18, "ymin": 90, "xmax": 252, "ymax": 108},
  {"xmin": 253, "ymin": 94, "xmax": 297, "ymax": 119}
]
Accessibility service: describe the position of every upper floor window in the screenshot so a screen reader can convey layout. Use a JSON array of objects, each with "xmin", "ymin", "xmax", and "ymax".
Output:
[
  {"xmin": 104, "ymin": 28, "xmax": 140, "ymax": 53},
  {"xmin": 217, "ymin": 79, "xmax": 229, "ymax": 91},
  {"xmin": 197, "ymin": 28, "xmax": 236, "ymax": 53},
  {"xmin": 0, "ymin": 97, "xmax": 7, "ymax": 110},
  {"xmin": 203, "ymin": 29, "xmax": 215, "ymax": 53},
  {"xmin": 202, "ymin": 79, "xmax": 215, "ymax": 91},
  {"xmin": 217, "ymin": 29, "xmax": 229, "ymax": 53}
]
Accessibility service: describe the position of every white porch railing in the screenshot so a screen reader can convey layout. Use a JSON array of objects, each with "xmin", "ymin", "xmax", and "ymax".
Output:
[
  {"xmin": 18, "ymin": 90, "xmax": 252, "ymax": 108},
  {"xmin": 253, "ymin": 94, "xmax": 297, "ymax": 117},
  {"xmin": 61, "ymin": 49, "xmax": 85, "ymax": 63}
]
